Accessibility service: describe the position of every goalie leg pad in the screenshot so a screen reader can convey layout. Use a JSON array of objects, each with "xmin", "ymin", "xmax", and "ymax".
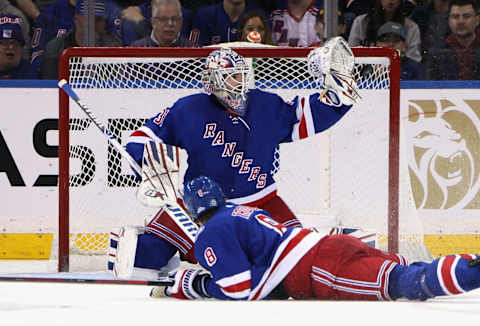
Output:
[
  {"xmin": 108, "ymin": 226, "xmax": 179, "ymax": 280},
  {"xmin": 109, "ymin": 226, "xmax": 140, "ymax": 279}
]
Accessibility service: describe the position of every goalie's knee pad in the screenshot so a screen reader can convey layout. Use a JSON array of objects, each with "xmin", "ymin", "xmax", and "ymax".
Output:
[{"xmin": 108, "ymin": 226, "xmax": 179, "ymax": 280}]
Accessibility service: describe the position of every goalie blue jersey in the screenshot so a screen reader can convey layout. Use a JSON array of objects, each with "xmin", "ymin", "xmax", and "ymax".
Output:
[
  {"xmin": 194, "ymin": 203, "xmax": 323, "ymax": 300},
  {"xmin": 126, "ymin": 89, "xmax": 351, "ymax": 204}
]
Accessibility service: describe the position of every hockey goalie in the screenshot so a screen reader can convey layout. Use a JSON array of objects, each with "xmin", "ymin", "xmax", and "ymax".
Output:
[{"xmin": 109, "ymin": 37, "xmax": 361, "ymax": 281}]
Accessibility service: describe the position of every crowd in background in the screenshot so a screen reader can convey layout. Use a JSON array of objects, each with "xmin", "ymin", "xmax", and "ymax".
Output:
[{"xmin": 0, "ymin": 0, "xmax": 479, "ymax": 80}]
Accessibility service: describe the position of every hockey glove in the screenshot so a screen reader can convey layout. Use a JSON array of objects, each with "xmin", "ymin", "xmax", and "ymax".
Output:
[
  {"xmin": 163, "ymin": 269, "xmax": 211, "ymax": 300},
  {"xmin": 137, "ymin": 141, "xmax": 180, "ymax": 208},
  {"xmin": 308, "ymin": 36, "xmax": 361, "ymax": 106}
]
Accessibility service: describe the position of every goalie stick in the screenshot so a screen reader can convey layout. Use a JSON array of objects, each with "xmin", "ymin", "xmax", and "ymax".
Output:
[
  {"xmin": 0, "ymin": 275, "xmax": 173, "ymax": 286},
  {"xmin": 58, "ymin": 79, "xmax": 197, "ymax": 243},
  {"xmin": 58, "ymin": 79, "xmax": 142, "ymax": 175}
]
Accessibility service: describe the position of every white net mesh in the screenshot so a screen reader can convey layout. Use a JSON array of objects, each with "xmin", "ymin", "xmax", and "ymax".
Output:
[{"xmin": 60, "ymin": 47, "xmax": 431, "ymax": 271}]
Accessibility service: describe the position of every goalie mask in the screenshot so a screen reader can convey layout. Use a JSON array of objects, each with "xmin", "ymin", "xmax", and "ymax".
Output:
[
  {"xmin": 201, "ymin": 48, "xmax": 250, "ymax": 115},
  {"xmin": 183, "ymin": 176, "xmax": 225, "ymax": 219}
]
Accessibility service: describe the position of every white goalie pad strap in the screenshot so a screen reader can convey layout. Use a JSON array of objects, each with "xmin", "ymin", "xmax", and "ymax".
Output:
[{"xmin": 137, "ymin": 141, "xmax": 180, "ymax": 208}]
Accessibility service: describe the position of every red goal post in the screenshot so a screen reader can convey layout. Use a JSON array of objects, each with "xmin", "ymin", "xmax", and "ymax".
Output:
[{"xmin": 58, "ymin": 46, "xmax": 423, "ymax": 273}]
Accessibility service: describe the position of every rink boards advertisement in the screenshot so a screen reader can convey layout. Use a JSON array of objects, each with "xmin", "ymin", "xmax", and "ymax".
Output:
[{"xmin": 2, "ymin": 82, "xmax": 480, "ymax": 259}]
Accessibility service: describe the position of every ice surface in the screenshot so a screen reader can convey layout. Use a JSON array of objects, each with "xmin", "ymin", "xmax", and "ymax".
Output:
[{"xmin": 0, "ymin": 273, "xmax": 479, "ymax": 326}]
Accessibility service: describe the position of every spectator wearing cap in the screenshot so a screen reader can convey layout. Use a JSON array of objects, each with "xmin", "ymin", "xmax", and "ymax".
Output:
[
  {"xmin": 376, "ymin": 22, "xmax": 424, "ymax": 80},
  {"xmin": 424, "ymin": 0, "xmax": 480, "ymax": 80},
  {"xmin": 0, "ymin": 0, "xmax": 31, "ymax": 58},
  {"xmin": 40, "ymin": 0, "xmax": 122, "ymax": 79},
  {"xmin": 310, "ymin": 8, "xmax": 347, "ymax": 47},
  {"xmin": 130, "ymin": 0, "xmax": 193, "ymax": 47},
  {"xmin": 0, "ymin": 14, "xmax": 37, "ymax": 78},
  {"xmin": 348, "ymin": 0, "xmax": 422, "ymax": 62}
]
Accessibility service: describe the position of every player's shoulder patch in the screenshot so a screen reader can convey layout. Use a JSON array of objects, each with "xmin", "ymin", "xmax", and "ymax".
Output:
[
  {"xmin": 231, "ymin": 205, "xmax": 257, "ymax": 219},
  {"xmin": 319, "ymin": 89, "xmax": 342, "ymax": 107}
]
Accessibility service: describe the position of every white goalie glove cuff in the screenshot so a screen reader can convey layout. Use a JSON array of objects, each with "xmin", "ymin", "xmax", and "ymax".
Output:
[{"xmin": 322, "ymin": 73, "xmax": 361, "ymax": 106}]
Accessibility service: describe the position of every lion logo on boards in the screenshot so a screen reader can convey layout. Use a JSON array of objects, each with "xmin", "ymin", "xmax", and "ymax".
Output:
[{"xmin": 405, "ymin": 99, "xmax": 480, "ymax": 209}]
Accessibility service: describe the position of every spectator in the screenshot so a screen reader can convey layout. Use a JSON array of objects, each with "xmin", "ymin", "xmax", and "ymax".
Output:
[
  {"xmin": 190, "ymin": 0, "xmax": 261, "ymax": 46},
  {"xmin": 35, "ymin": 0, "xmax": 57, "ymax": 11},
  {"xmin": 424, "ymin": 0, "xmax": 480, "ymax": 80},
  {"xmin": 343, "ymin": 0, "xmax": 375, "ymax": 38},
  {"xmin": 122, "ymin": 0, "xmax": 192, "ymax": 45},
  {"xmin": 411, "ymin": 0, "xmax": 452, "ymax": 59},
  {"xmin": 177, "ymin": 0, "xmax": 215, "ymax": 12},
  {"xmin": 344, "ymin": 0, "xmax": 376, "ymax": 17},
  {"xmin": 0, "ymin": 14, "xmax": 37, "ymax": 78},
  {"xmin": 310, "ymin": 8, "xmax": 346, "ymax": 47},
  {"xmin": 238, "ymin": 10, "xmax": 273, "ymax": 44},
  {"xmin": 343, "ymin": 0, "xmax": 417, "ymax": 17},
  {"xmin": 376, "ymin": 22, "xmax": 424, "ymax": 80},
  {"xmin": 348, "ymin": 0, "xmax": 422, "ymax": 62},
  {"xmin": 131, "ymin": 0, "xmax": 193, "ymax": 46},
  {"xmin": 271, "ymin": 0, "xmax": 324, "ymax": 10},
  {"xmin": 271, "ymin": 0, "xmax": 321, "ymax": 47},
  {"xmin": 13, "ymin": 0, "xmax": 40, "ymax": 22},
  {"xmin": 0, "ymin": 0, "xmax": 30, "ymax": 58},
  {"xmin": 31, "ymin": 0, "xmax": 121, "ymax": 75},
  {"xmin": 40, "ymin": 0, "xmax": 122, "ymax": 79}
]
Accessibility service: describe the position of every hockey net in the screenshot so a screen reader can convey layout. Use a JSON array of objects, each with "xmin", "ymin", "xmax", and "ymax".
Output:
[{"xmin": 58, "ymin": 46, "xmax": 432, "ymax": 272}]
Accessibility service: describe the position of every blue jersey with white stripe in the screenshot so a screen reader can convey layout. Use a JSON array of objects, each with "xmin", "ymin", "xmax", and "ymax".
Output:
[
  {"xmin": 126, "ymin": 89, "xmax": 351, "ymax": 204},
  {"xmin": 194, "ymin": 203, "xmax": 322, "ymax": 300}
]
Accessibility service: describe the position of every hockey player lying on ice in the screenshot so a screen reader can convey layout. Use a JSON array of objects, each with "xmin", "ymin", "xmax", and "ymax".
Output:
[
  {"xmin": 113, "ymin": 37, "xmax": 361, "ymax": 273},
  {"xmin": 156, "ymin": 176, "xmax": 480, "ymax": 301}
]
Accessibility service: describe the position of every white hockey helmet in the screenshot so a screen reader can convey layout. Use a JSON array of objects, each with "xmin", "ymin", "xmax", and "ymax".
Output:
[{"xmin": 201, "ymin": 48, "xmax": 250, "ymax": 115}]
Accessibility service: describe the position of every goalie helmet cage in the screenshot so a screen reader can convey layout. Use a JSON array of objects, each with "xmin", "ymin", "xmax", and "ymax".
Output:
[{"xmin": 57, "ymin": 46, "xmax": 424, "ymax": 273}]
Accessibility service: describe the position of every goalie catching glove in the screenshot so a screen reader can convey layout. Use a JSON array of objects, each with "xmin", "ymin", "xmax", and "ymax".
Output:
[
  {"xmin": 150, "ymin": 269, "xmax": 211, "ymax": 300},
  {"xmin": 308, "ymin": 36, "xmax": 361, "ymax": 106}
]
